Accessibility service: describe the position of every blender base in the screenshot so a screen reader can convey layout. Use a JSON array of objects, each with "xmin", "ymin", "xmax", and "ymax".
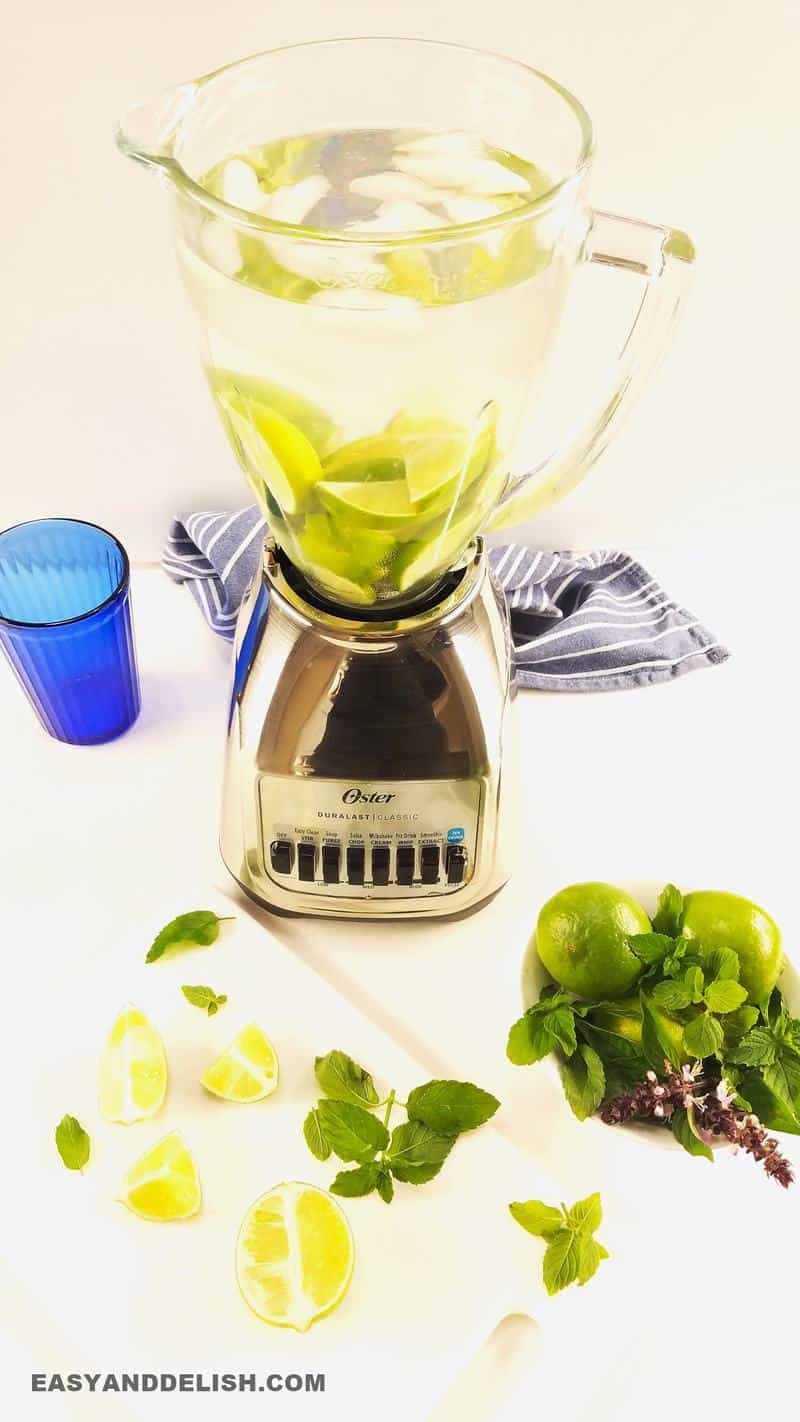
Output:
[{"xmin": 220, "ymin": 539, "xmax": 518, "ymax": 919}]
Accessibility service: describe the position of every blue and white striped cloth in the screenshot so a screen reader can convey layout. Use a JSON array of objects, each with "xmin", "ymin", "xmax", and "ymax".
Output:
[{"xmin": 163, "ymin": 507, "xmax": 728, "ymax": 691}]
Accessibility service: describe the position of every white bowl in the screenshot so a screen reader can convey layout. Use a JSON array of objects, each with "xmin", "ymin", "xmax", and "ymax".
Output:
[{"xmin": 519, "ymin": 880, "xmax": 800, "ymax": 1148}]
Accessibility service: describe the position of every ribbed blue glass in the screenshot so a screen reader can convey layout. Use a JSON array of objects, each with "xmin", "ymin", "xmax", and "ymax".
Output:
[{"xmin": 0, "ymin": 519, "xmax": 141, "ymax": 745}]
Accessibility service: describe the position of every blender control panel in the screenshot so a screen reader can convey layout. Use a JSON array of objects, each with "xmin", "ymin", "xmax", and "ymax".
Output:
[{"xmin": 257, "ymin": 776, "xmax": 481, "ymax": 898}]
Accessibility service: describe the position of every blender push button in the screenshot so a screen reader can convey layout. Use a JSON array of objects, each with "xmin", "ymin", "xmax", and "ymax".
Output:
[
  {"xmin": 347, "ymin": 845, "xmax": 365, "ymax": 885},
  {"xmin": 298, "ymin": 843, "xmax": 316, "ymax": 882},
  {"xmin": 420, "ymin": 845, "xmax": 440, "ymax": 884},
  {"xmin": 372, "ymin": 845, "xmax": 390, "ymax": 886},
  {"xmin": 446, "ymin": 845, "xmax": 467, "ymax": 884},
  {"xmin": 270, "ymin": 840, "xmax": 293, "ymax": 875},
  {"xmin": 322, "ymin": 843, "xmax": 340, "ymax": 884},
  {"xmin": 396, "ymin": 845, "xmax": 415, "ymax": 885}
]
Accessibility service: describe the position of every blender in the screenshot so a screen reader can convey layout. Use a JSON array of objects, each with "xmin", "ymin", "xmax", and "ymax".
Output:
[{"xmin": 118, "ymin": 39, "xmax": 692, "ymax": 918}]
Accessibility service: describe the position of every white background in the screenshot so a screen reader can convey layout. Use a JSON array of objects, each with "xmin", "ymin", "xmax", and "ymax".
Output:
[
  {"xmin": 2, "ymin": 0, "xmax": 799, "ymax": 558},
  {"xmin": 2, "ymin": 4, "xmax": 800, "ymax": 1421}
]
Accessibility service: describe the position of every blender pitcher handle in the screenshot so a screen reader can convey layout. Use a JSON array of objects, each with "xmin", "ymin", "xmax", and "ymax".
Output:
[{"xmin": 486, "ymin": 211, "xmax": 695, "ymax": 532}]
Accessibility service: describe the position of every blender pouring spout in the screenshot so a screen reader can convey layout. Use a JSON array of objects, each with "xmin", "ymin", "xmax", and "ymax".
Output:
[{"xmin": 115, "ymin": 80, "xmax": 201, "ymax": 176}]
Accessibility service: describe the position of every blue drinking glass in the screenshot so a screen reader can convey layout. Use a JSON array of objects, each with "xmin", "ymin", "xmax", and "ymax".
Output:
[{"xmin": 0, "ymin": 519, "xmax": 141, "ymax": 745}]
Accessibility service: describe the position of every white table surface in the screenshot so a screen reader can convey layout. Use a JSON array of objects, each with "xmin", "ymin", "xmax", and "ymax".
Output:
[{"xmin": 2, "ymin": 555, "xmax": 798, "ymax": 1420}]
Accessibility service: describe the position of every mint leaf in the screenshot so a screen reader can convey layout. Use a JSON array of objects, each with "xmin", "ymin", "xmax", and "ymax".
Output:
[
  {"xmin": 314, "ymin": 1050, "xmax": 380, "ymax": 1108},
  {"xmin": 509, "ymin": 1200, "xmax": 564, "ymax": 1240},
  {"xmin": 577, "ymin": 1236, "xmax": 610, "ymax": 1286},
  {"xmin": 704, "ymin": 946, "xmax": 741, "ymax": 982},
  {"xmin": 738, "ymin": 1071, "xmax": 800, "ymax": 1134},
  {"xmin": 672, "ymin": 1106, "xmax": 713, "ymax": 1161},
  {"xmin": 55, "ymin": 1115, "xmax": 90, "ymax": 1172},
  {"xmin": 303, "ymin": 1108, "xmax": 331, "ymax": 1162},
  {"xmin": 506, "ymin": 998, "xmax": 576, "ymax": 1065},
  {"xmin": 507, "ymin": 1012, "xmax": 555, "ymax": 1065},
  {"xmin": 559, "ymin": 1044, "xmax": 605, "ymax": 1120},
  {"xmin": 566, "ymin": 1192, "xmax": 602, "ymax": 1234},
  {"xmin": 386, "ymin": 1120, "xmax": 454, "ymax": 1184},
  {"xmin": 763, "ymin": 1054, "xmax": 800, "ymax": 1110},
  {"xmin": 721, "ymin": 1005, "xmax": 759, "ymax": 1046},
  {"xmin": 652, "ymin": 884, "xmax": 683, "ymax": 936},
  {"xmin": 316, "ymin": 1099, "xmax": 389, "ymax": 1163},
  {"xmin": 628, "ymin": 932, "xmax": 674, "ymax": 966},
  {"xmin": 640, "ymin": 994, "xmax": 680, "ymax": 1071},
  {"xmin": 543, "ymin": 1229, "xmax": 582, "ymax": 1295},
  {"xmin": 682, "ymin": 1011, "xmax": 725, "ymax": 1059},
  {"xmin": 725, "ymin": 1026, "xmax": 778, "ymax": 1067},
  {"xmin": 330, "ymin": 1162, "xmax": 381, "ymax": 1197},
  {"xmin": 684, "ymin": 965, "xmax": 705, "ymax": 1003},
  {"xmin": 146, "ymin": 910, "xmax": 232, "ymax": 963},
  {"xmin": 181, "ymin": 984, "xmax": 227, "ymax": 1016},
  {"xmin": 704, "ymin": 979, "xmax": 748, "ymax": 1015},
  {"xmin": 376, "ymin": 1169, "xmax": 394, "ymax": 1204},
  {"xmin": 545, "ymin": 1007, "xmax": 578, "ymax": 1057},
  {"xmin": 406, "ymin": 1080, "xmax": 499, "ymax": 1136},
  {"xmin": 651, "ymin": 980, "xmax": 691, "ymax": 1012}
]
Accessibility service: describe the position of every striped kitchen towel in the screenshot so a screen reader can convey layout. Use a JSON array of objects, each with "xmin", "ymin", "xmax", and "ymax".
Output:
[{"xmin": 163, "ymin": 508, "xmax": 729, "ymax": 691}]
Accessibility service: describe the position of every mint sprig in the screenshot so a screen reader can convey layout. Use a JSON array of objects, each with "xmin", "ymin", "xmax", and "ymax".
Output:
[
  {"xmin": 303, "ymin": 1050, "xmax": 499, "ymax": 1203},
  {"xmin": 509, "ymin": 1191, "xmax": 609, "ymax": 1295},
  {"xmin": 181, "ymin": 984, "xmax": 228, "ymax": 1016}
]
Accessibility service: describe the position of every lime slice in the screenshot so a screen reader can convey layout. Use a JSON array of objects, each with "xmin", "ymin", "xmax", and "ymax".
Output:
[
  {"xmin": 236, "ymin": 1182, "xmax": 354, "ymax": 1332},
  {"xmin": 317, "ymin": 478, "xmax": 422, "ymax": 534},
  {"xmin": 118, "ymin": 1132, "xmax": 201, "ymax": 1222},
  {"xmin": 219, "ymin": 395, "xmax": 322, "ymax": 516},
  {"xmin": 201, "ymin": 1023, "xmax": 279, "ymax": 1103},
  {"xmin": 321, "ymin": 434, "xmax": 405, "ymax": 484},
  {"xmin": 99, "ymin": 1005, "xmax": 167, "ymax": 1125},
  {"xmin": 208, "ymin": 369, "xmax": 337, "ymax": 456}
]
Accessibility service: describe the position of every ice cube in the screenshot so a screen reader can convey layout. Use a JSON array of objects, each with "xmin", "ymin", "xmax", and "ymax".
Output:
[
  {"xmin": 221, "ymin": 159, "xmax": 267, "ymax": 212},
  {"xmin": 349, "ymin": 171, "xmax": 447, "ymax": 205},
  {"xmin": 396, "ymin": 130, "xmax": 484, "ymax": 157},
  {"xmin": 396, "ymin": 152, "xmax": 530, "ymax": 196},
  {"xmin": 266, "ymin": 176, "xmax": 332, "ymax": 225},
  {"xmin": 440, "ymin": 196, "xmax": 506, "ymax": 255},
  {"xmin": 201, "ymin": 219, "xmax": 244, "ymax": 276},
  {"xmin": 349, "ymin": 201, "xmax": 449, "ymax": 234}
]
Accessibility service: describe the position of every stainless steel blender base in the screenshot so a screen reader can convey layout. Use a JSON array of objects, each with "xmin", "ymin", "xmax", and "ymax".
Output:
[{"xmin": 220, "ymin": 539, "xmax": 517, "ymax": 919}]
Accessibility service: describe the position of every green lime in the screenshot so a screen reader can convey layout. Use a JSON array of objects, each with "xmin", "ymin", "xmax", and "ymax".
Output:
[
  {"xmin": 321, "ymin": 435, "xmax": 405, "ymax": 484},
  {"xmin": 295, "ymin": 513, "xmax": 396, "ymax": 587},
  {"xmin": 590, "ymin": 996, "xmax": 691, "ymax": 1065},
  {"xmin": 535, "ymin": 883, "xmax": 650, "ymax": 1001},
  {"xmin": 679, "ymin": 890, "xmax": 783, "ymax": 1003},
  {"xmin": 316, "ymin": 478, "xmax": 422, "ymax": 534},
  {"xmin": 218, "ymin": 394, "xmax": 322, "ymax": 516},
  {"xmin": 392, "ymin": 510, "xmax": 479, "ymax": 595},
  {"xmin": 208, "ymin": 368, "xmax": 337, "ymax": 455}
]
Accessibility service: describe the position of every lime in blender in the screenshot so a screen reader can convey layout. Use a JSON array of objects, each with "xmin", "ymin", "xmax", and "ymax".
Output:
[{"xmin": 119, "ymin": 39, "xmax": 693, "ymax": 916}]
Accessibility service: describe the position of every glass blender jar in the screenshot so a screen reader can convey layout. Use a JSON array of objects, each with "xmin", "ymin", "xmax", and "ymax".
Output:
[{"xmin": 119, "ymin": 39, "xmax": 693, "ymax": 916}]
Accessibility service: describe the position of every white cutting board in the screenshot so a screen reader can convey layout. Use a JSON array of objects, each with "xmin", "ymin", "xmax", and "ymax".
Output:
[{"xmin": 3, "ymin": 891, "xmax": 559, "ymax": 1422}]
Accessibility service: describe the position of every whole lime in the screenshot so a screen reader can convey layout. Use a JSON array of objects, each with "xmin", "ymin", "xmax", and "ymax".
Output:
[
  {"xmin": 679, "ymin": 890, "xmax": 783, "ymax": 1003},
  {"xmin": 535, "ymin": 883, "xmax": 650, "ymax": 1001}
]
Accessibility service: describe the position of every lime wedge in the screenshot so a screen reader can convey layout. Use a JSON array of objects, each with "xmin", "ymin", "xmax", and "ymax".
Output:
[
  {"xmin": 322, "ymin": 434, "xmax": 405, "ymax": 484},
  {"xmin": 395, "ymin": 402, "xmax": 500, "ymax": 515},
  {"xmin": 393, "ymin": 513, "xmax": 481, "ymax": 595},
  {"xmin": 208, "ymin": 369, "xmax": 337, "ymax": 455},
  {"xmin": 298, "ymin": 513, "xmax": 396, "ymax": 577},
  {"xmin": 219, "ymin": 394, "xmax": 322, "ymax": 516},
  {"xmin": 317, "ymin": 478, "xmax": 422, "ymax": 534}
]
